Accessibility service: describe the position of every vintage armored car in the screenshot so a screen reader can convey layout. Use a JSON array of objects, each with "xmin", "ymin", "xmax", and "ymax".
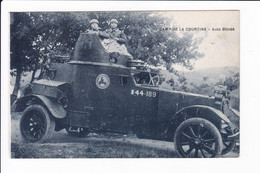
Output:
[{"xmin": 12, "ymin": 33, "xmax": 239, "ymax": 158}]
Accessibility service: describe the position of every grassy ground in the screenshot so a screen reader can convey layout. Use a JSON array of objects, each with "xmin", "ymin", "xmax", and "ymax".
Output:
[{"xmin": 11, "ymin": 141, "xmax": 176, "ymax": 158}]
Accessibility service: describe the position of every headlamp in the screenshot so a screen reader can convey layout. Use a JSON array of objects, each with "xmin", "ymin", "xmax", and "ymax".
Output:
[{"xmin": 109, "ymin": 52, "xmax": 119, "ymax": 63}]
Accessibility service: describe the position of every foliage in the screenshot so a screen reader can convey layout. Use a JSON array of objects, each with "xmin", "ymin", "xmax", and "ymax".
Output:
[
  {"xmin": 10, "ymin": 12, "xmax": 204, "ymax": 94},
  {"xmin": 11, "ymin": 13, "xmax": 37, "ymax": 95},
  {"xmin": 11, "ymin": 13, "xmax": 37, "ymax": 72},
  {"xmin": 223, "ymin": 72, "xmax": 240, "ymax": 91},
  {"xmin": 186, "ymin": 72, "xmax": 240, "ymax": 96},
  {"xmin": 189, "ymin": 82, "xmax": 215, "ymax": 96}
]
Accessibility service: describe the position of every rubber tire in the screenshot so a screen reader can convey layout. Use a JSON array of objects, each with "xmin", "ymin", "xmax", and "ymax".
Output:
[
  {"xmin": 20, "ymin": 104, "xmax": 55, "ymax": 143},
  {"xmin": 174, "ymin": 118, "xmax": 223, "ymax": 158},
  {"xmin": 222, "ymin": 136, "xmax": 236, "ymax": 155},
  {"xmin": 65, "ymin": 127, "xmax": 89, "ymax": 137}
]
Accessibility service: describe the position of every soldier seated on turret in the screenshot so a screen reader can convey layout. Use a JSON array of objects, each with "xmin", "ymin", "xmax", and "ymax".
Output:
[
  {"xmin": 86, "ymin": 19, "xmax": 109, "ymax": 39},
  {"xmin": 105, "ymin": 19, "xmax": 127, "ymax": 44},
  {"xmin": 101, "ymin": 19, "xmax": 132, "ymax": 57}
]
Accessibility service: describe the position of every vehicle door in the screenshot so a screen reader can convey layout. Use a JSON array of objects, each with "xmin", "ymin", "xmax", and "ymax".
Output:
[
  {"xmin": 129, "ymin": 72, "xmax": 160, "ymax": 138},
  {"xmin": 89, "ymin": 66, "xmax": 133, "ymax": 133}
]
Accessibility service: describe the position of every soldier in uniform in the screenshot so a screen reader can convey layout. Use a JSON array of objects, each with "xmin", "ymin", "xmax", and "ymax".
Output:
[
  {"xmin": 105, "ymin": 19, "xmax": 127, "ymax": 44},
  {"xmin": 87, "ymin": 19, "xmax": 109, "ymax": 39},
  {"xmin": 101, "ymin": 19, "xmax": 132, "ymax": 57}
]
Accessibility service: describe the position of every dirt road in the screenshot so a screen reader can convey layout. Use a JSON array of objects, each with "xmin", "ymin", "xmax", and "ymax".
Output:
[{"xmin": 11, "ymin": 112, "xmax": 239, "ymax": 158}]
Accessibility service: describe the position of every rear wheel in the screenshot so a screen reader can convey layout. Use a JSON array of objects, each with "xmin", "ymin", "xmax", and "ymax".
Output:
[
  {"xmin": 20, "ymin": 104, "xmax": 55, "ymax": 143},
  {"xmin": 65, "ymin": 126, "xmax": 89, "ymax": 137},
  {"xmin": 174, "ymin": 118, "xmax": 223, "ymax": 158}
]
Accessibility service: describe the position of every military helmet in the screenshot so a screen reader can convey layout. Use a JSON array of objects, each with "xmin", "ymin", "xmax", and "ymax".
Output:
[
  {"xmin": 110, "ymin": 19, "xmax": 118, "ymax": 24},
  {"xmin": 90, "ymin": 19, "xmax": 99, "ymax": 24}
]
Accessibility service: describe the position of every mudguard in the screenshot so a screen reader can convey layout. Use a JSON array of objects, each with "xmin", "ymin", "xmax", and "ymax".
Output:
[
  {"xmin": 164, "ymin": 105, "xmax": 232, "ymax": 140},
  {"xmin": 174, "ymin": 105, "xmax": 231, "ymax": 123},
  {"xmin": 229, "ymin": 107, "xmax": 240, "ymax": 117},
  {"xmin": 13, "ymin": 94, "xmax": 66, "ymax": 119}
]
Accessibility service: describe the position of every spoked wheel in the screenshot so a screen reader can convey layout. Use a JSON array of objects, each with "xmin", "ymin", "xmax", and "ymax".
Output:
[
  {"xmin": 221, "ymin": 133, "xmax": 236, "ymax": 155},
  {"xmin": 174, "ymin": 118, "xmax": 223, "ymax": 158},
  {"xmin": 65, "ymin": 126, "xmax": 89, "ymax": 137},
  {"xmin": 20, "ymin": 104, "xmax": 55, "ymax": 143}
]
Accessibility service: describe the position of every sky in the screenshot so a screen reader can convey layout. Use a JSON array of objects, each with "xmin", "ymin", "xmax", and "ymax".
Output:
[{"xmin": 161, "ymin": 11, "xmax": 240, "ymax": 71}]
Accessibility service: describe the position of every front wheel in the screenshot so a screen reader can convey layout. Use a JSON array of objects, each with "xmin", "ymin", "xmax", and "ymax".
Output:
[
  {"xmin": 174, "ymin": 118, "xmax": 223, "ymax": 158},
  {"xmin": 20, "ymin": 104, "xmax": 55, "ymax": 143},
  {"xmin": 221, "ymin": 132, "xmax": 237, "ymax": 155}
]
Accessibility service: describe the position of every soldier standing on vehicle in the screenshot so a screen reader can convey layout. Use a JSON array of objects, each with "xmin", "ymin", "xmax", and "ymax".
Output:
[
  {"xmin": 87, "ymin": 19, "xmax": 109, "ymax": 39},
  {"xmin": 105, "ymin": 19, "xmax": 127, "ymax": 44}
]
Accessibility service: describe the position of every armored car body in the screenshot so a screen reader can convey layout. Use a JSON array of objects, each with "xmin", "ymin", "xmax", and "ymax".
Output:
[{"xmin": 13, "ymin": 33, "xmax": 239, "ymax": 158}]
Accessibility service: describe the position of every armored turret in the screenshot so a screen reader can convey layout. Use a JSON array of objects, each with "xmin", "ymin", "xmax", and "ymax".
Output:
[{"xmin": 72, "ymin": 33, "xmax": 134, "ymax": 66}]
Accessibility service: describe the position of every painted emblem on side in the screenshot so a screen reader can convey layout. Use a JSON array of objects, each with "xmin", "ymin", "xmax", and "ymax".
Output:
[{"xmin": 96, "ymin": 74, "xmax": 110, "ymax": 89}]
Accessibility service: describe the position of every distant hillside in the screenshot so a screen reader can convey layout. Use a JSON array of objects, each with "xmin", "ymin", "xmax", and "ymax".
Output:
[
  {"xmin": 159, "ymin": 66, "xmax": 240, "ymax": 97},
  {"xmin": 184, "ymin": 66, "xmax": 239, "ymax": 85},
  {"xmin": 160, "ymin": 66, "xmax": 239, "ymax": 85}
]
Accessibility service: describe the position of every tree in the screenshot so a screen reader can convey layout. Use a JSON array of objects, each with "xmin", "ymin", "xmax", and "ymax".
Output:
[
  {"xmin": 10, "ymin": 12, "xmax": 90, "ymax": 96},
  {"xmin": 10, "ymin": 13, "xmax": 38, "ymax": 96},
  {"xmin": 10, "ymin": 12, "xmax": 204, "ymax": 96}
]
